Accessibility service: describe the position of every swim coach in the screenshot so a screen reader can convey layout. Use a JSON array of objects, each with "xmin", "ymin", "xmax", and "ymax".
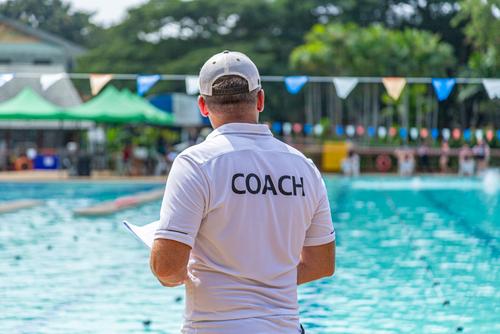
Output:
[{"xmin": 150, "ymin": 50, "xmax": 335, "ymax": 334}]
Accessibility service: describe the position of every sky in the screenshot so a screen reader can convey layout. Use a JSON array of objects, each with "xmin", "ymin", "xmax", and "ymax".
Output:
[{"xmin": 67, "ymin": 0, "xmax": 147, "ymax": 26}]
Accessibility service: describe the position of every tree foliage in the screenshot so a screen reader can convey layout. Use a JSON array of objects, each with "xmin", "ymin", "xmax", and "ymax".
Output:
[
  {"xmin": 290, "ymin": 23, "xmax": 456, "ymax": 76},
  {"xmin": 0, "ymin": 0, "xmax": 101, "ymax": 46}
]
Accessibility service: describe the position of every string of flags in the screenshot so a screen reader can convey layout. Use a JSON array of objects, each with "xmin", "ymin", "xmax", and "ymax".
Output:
[
  {"xmin": 268, "ymin": 121, "xmax": 500, "ymax": 142},
  {"xmin": 0, "ymin": 72, "xmax": 499, "ymax": 100}
]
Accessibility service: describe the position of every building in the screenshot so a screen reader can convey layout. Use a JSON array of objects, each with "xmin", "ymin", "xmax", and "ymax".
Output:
[{"xmin": 0, "ymin": 15, "xmax": 91, "ymax": 170}]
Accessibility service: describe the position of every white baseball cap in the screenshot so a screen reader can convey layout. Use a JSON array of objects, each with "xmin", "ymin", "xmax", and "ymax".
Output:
[{"xmin": 199, "ymin": 50, "xmax": 261, "ymax": 96}]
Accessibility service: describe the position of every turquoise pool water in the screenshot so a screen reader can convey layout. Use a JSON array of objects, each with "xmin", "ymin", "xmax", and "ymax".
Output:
[{"xmin": 1, "ymin": 177, "xmax": 498, "ymax": 333}]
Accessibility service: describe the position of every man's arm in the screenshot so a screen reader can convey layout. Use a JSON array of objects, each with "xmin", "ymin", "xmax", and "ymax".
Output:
[
  {"xmin": 150, "ymin": 239, "xmax": 191, "ymax": 287},
  {"xmin": 297, "ymin": 241, "xmax": 335, "ymax": 285}
]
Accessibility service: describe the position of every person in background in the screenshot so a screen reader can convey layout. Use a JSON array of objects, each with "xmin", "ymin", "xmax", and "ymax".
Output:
[
  {"xmin": 341, "ymin": 149, "xmax": 360, "ymax": 177},
  {"xmin": 395, "ymin": 149, "xmax": 415, "ymax": 176},
  {"xmin": 417, "ymin": 141, "xmax": 430, "ymax": 173},
  {"xmin": 154, "ymin": 137, "xmax": 169, "ymax": 176},
  {"xmin": 458, "ymin": 144, "xmax": 475, "ymax": 176},
  {"xmin": 439, "ymin": 140, "xmax": 450, "ymax": 173},
  {"xmin": 472, "ymin": 139, "xmax": 490, "ymax": 173},
  {"xmin": 122, "ymin": 142, "xmax": 133, "ymax": 176}
]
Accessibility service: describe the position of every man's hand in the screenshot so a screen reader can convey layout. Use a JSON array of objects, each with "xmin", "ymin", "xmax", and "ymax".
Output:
[
  {"xmin": 150, "ymin": 239, "xmax": 191, "ymax": 287},
  {"xmin": 297, "ymin": 241, "xmax": 335, "ymax": 285}
]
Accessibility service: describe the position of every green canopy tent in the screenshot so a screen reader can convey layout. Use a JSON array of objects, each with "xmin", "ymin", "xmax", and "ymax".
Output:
[
  {"xmin": 0, "ymin": 88, "xmax": 66, "ymax": 120},
  {"xmin": 66, "ymin": 86, "xmax": 174, "ymax": 126},
  {"xmin": 121, "ymin": 89, "xmax": 174, "ymax": 126}
]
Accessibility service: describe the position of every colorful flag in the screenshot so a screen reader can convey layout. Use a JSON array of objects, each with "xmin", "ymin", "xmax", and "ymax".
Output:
[
  {"xmin": 442, "ymin": 128, "xmax": 451, "ymax": 141},
  {"xmin": 293, "ymin": 123, "xmax": 303, "ymax": 134},
  {"xmin": 0, "ymin": 73, "xmax": 14, "ymax": 87},
  {"xmin": 356, "ymin": 125, "xmax": 365, "ymax": 136},
  {"xmin": 399, "ymin": 127, "xmax": 407, "ymax": 139},
  {"xmin": 463, "ymin": 129, "xmax": 471, "ymax": 141},
  {"xmin": 367, "ymin": 126, "xmax": 376, "ymax": 138},
  {"xmin": 420, "ymin": 128, "xmax": 429, "ymax": 139},
  {"xmin": 332, "ymin": 77, "xmax": 358, "ymax": 99},
  {"xmin": 90, "ymin": 74, "xmax": 113, "ymax": 95},
  {"xmin": 40, "ymin": 73, "xmax": 67, "ymax": 90},
  {"xmin": 313, "ymin": 124, "xmax": 324, "ymax": 136},
  {"xmin": 346, "ymin": 125, "xmax": 355, "ymax": 137},
  {"xmin": 284, "ymin": 76, "xmax": 308, "ymax": 94},
  {"xmin": 431, "ymin": 128, "xmax": 439, "ymax": 139},
  {"xmin": 382, "ymin": 77, "xmax": 406, "ymax": 100},
  {"xmin": 482, "ymin": 79, "xmax": 500, "ymax": 99},
  {"xmin": 432, "ymin": 78, "xmax": 456, "ymax": 101},
  {"xmin": 303, "ymin": 123, "xmax": 313, "ymax": 136},
  {"xmin": 452, "ymin": 128, "xmax": 461, "ymax": 140},
  {"xmin": 410, "ymin": 127, "xmax": 419, "ymax": 140},
  {"xmin": 335, "ymin": 125, "xmax": 344, "ymax": 136},
  {"xmin": 185, "ymin": 75, "xmax": 199, "ymax": 95},
  {"xmin": 282, "ymin": 122, "xmax": 292, "ymax": 135},
  {"xmin": 378, "ymin": 126, "xmax": 387, "ymax": 138},
  {"xmin": 475, "ymin": 129, "xmax": 483, "ymax": 141},
  {"xmin": 271, "ymin": 122, "xmax": 282, "ymax": 134},
  {"xmin": 137, "ymin": 74, "xmax": 161, "ymax": 96}
]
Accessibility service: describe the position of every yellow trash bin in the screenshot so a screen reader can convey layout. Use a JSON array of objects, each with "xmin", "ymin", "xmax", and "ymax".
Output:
[{"xmin": 321, "ymin": 141, "xmax": 349, "ymax": 172}]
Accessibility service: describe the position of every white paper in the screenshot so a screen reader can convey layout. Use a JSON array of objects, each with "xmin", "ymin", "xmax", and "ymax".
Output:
[{"xmin": 123, "ymin": 220, "xmax": 160, "ymax": 248}]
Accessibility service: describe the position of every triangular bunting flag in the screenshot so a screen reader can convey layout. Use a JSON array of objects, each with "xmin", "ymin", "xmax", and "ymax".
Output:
[
  {"xmin": 284, "ymin": 76, "xmax": 308, "ymax": 94},
  {"xmin": 185, "ymin": 75, "xmax": 199, "ymax": 95},
  {"xmin": 432, "ymin": 78, "xmax": 456, "ymax": 101},
  {"xmin": 90, "ymin": 74, "xmax": 113, "ymax": 95},
  {"xmin": 382, "ymin": 77, "xmax": 406, "ymax": 100},
  {"xmin": 137, "ymin": 74, "xmax": 161, "ymax": 96},
  {"xmin": 482, "ymin": 79, "xmax": 500, "ymax": 99},
  {"xmin": 40, "ymin": 73, "xmax": 67, "ymax": 90},
  {"xmin": 332, "ymin": 77, "xmax": 358, "ymax": 99},
  {"xmin": 0, "ymin": 73, "xmax": 14, "ymax": 87}
]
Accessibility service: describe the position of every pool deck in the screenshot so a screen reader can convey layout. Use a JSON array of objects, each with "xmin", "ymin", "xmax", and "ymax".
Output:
[{"xmin": 0, "ymin": 170, "xmax": 166, "ymax": 183}]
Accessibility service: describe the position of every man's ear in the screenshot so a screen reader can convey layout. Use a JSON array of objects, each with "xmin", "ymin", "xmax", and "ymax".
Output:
[
  {"xmin": 257, "ymin": 89, "xmax": 265, "ymax": 113},
  {"xmin": 198, "ymin": 96, "xmax": 209, "ymax": 117}
]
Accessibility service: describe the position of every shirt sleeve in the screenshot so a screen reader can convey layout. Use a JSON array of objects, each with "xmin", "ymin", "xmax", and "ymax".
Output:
[
  {"xmin": 304, "ymin": 174, "xmax": 335, "ymax": 247},
  {"xmin": 154, "ymin": 155, "xmax": 209, "ymax": 247}
]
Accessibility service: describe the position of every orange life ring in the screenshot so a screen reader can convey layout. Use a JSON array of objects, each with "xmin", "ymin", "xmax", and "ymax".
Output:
[
  {"xmin": 376, "ymin": 154, "xmax": 392, "ymax": 172},
  {"xmin": 14, "ymin": 157, "xmax": 33, "ymax": 171}
]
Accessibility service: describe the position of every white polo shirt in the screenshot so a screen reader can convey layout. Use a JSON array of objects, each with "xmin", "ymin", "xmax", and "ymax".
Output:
[{"xmin": 155, "ymin": 123, "xmax": 334, "ymax": 334}]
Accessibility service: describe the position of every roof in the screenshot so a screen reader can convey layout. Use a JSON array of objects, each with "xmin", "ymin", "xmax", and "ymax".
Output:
[{"xmin": 0, "ymin": 14, "xmax": 86, "ymax": 57}]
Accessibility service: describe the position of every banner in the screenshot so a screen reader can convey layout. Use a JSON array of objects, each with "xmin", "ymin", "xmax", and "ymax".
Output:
[
  {"xmin": 90, "ymin": 74, "xmax": 113, "ymax": 95},
  {"xmin": 432, "ymin": 78, "xmax": 455, "ymax": 101},
  {"xmin": 0, "ymin": 73, "xmax": 14, "ymax": 88},
  {"xmin": 284, "ymin": 76, "xmax": 308, "ymax": 94},
  {"xmin": 137, "ymin": 74, "xmax": 161, "ymax": 96},
  {"xmin": 382, "ymin": 77, "xmax": 406, "ymax": 100},
  {"xmin": 40, "ymin": 73, "xmax": 67, "ymax": 90},
  {"xmin": 185, "ymin": 75, "xmax": 199, "ymax": 95},
  {"xmin": 332, "ymin": 77, "xmax": 358, "ymax": 99},
  {"xmin": 482, "ymin": 79, "xmax": 500, "ymax": 99}
]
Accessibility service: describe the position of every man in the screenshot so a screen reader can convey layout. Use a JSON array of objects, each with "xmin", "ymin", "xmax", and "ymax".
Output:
[{"xmin": 150, "ymin": 50, "xmax": 335, "ymax": 334}]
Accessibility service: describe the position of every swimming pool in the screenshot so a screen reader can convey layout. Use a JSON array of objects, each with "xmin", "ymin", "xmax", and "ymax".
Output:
[{"xmin": 1, "ymin": 177, "xmax": 498, "ymax": 333}]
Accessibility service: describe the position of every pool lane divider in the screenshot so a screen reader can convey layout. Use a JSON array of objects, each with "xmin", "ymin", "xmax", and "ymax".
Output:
[
  {"xmin": 74, "ymin": 189, "xmax": 164, "ymax": 216},
  {"xmin": 0, "ymin": 199, "xmax": 42, "ymax": 214},
  {"xmin": 383, "ymin": 193, "xmax": 463, "ymax": 331}
]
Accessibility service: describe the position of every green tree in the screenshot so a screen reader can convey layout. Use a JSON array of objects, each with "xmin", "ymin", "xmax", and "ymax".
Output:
[
  {"xmin": 290, "ymin": 23, "xmax": 456, "ymax": 76},
  {"xmin": 453, "ymin": 0, "xmax": 500, "ymax": 76},
  {"xmin": 0, "ymin": 0, "xmax": 101, "ymax": 46}
]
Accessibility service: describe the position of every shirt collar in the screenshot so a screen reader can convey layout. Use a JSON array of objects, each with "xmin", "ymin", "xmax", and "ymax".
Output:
[{"xmin": 206, "ymin": 122, "xmax": 273, "ymax": 140}]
